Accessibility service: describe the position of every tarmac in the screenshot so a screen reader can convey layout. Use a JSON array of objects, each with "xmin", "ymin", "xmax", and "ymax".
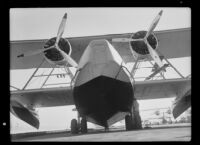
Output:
[{"xmin": 12, "ymin": 123, "xmax": 191, "ymax": 142}]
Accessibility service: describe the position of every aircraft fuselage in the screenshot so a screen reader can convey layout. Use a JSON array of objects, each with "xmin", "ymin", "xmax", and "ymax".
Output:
[{"xmin": 73, "ymin": 39, "xmax": 134, "ymax": 127}]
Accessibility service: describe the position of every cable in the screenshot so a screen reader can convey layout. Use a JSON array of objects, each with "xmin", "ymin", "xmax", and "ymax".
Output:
[{"xmin": 114, "ymin": 63, "xmax": 136, "ymax": 93}]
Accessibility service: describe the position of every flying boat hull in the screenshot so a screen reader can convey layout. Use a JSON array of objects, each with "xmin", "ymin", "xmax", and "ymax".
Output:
[{"xmin": 73, "ymin": 39, "xmax": 134, "ymax": 127}]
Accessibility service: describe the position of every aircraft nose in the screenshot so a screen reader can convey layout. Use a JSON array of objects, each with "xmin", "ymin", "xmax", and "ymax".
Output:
[
  {"xmin": 88, "ymin": 39, "xmax": 122, "ymax": 65},
  {"xmin": 90, "ymin": 40, "xmax": 108, "ymax": 64},
  {"xmin": 78, "ymin": 39, "xmax": 123, "ymax": 70}
]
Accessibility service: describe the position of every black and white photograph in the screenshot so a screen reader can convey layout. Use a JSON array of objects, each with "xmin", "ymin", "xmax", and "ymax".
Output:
[{"xmin": 10, "ymin": 7, "xmax": 191, "ymax": 141}]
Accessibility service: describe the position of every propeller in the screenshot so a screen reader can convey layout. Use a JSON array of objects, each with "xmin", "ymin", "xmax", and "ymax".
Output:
[
  {"xmin": 17, "ymin": 45, "xmax": 55, "ymax": 58},
  {"xmin": 17, "ymin": 13, "xmax": 77, "ymax": 68},
  {"xmin": 144, "ymin": 10, "xmax": 163, "ymax": 68},
  {"xmin": 112, "ymin": 10, "xmax": 164, "ymax": 69},
  {"xmin": 56, "ymin": 13, "xmax": 67, "ymax": 45},
  {"xmin": 54, "ymin": 13, "xmax": 77, "ymax": 68},
  {"xmin": 17, "ymin": 13, "xmax": 68, "ymax": 58},
  {"xmin": 144, "ymin": 39, "xmax": 163, "ymax": 68},
  {"xmin": 64, "ymin": 52, "xmax": 78, "ymax": 67},
  {"xmin": 112, "ymin": 38, "xmax": 143, "ymax": 42},
  {"xmin": 145, "ymin": 10, "xmax": 163, "ymax": 40}
]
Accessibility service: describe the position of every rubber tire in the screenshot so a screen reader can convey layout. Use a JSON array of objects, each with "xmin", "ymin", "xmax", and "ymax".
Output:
[
  {"xmin": 125, "ymin": 115, "xmax": 134, "ymax": 131},
  {"xmin": 71, "ymin": 119, "xmax": 79, "ymax": 134},
  {"xmin": 133, "ymin": 111, "xmax": 142, "ymax": 129},
  {"xmin": 81, "ymin": 117, "xmax": 87, "ymax": 133}
]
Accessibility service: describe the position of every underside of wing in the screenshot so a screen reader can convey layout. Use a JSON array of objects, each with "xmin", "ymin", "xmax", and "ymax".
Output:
[
  {"xmin": 155, "ymin": 28, "xmax": 191, "ymax": 59},
  {"xmin": 134, "ymin": 78, "xmax": 191, "ymax": 100},
  {"xmin": 10, "ymin": 87, "xmax": 73, "ymax": 129},
  {"xmin": 10, "ymin": 28, "xmax": 190, "ymax": 70},
  {"xmin": 10, "ymin": 87, "xmax": 74, "ymax": 108},
  {"xmin": 10, "ymin": 40, "xmax": 52, "ymax": 69}
]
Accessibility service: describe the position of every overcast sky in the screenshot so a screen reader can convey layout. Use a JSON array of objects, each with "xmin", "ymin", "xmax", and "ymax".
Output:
[
  {"xmin": 10, "ymin": 7, "xmax": 191, "ymax": 40},
  {"xmin": 10, "ymin": 8, "xmax": 191, "ymax": 134}
]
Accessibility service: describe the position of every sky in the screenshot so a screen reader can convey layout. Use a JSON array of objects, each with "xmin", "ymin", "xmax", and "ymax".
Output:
[
  {"xmin": 10, "ymin": 8, "xmax": 191, "ymax": 40},
  {"xmin": 9, "ymin": 8, "xmax": 191, "ymax": 134}
]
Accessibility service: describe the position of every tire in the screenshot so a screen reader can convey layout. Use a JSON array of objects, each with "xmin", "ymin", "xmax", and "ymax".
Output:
[
  {"xmin": 125, "ymin": 115, "xmax": 133, "ymax": 131},
  {"xmin": 132, "ymin": 99, "xmax": 142, "ymax": 129},
  {"xmin": 71, "ymin": 119, "xmax": 79, "ymax": 134},
  {"xmin": 133, "ymin": 112, "xmax": 142, "ymax": 129},
  {"xmin": 125, "ymin": 113, "xmax": 142, "ymax": 131},
  {"xmin": 81, "ymin": 117, "xmax": 87, "ymax": 133}
]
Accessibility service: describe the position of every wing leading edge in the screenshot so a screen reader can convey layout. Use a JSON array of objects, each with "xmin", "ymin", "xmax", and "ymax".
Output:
[
  {"xmin": 10, "ymin": 78, "xmax": 191, "ymax": 108},
  {"xmin": 134, "ymin": 78, "xmax": 191, "ymax": 100}
]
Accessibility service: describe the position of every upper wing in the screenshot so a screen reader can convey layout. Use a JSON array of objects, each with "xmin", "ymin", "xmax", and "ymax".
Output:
[
  {"xmin": 10, "ymin": 40, "xmax": 52, "ymax": 69},
  {"xmin": 10, "ymin": 33, "xmax": 133, "ymax": 69},
  {"xmin": 155, "ymin": 28, "xmax": 191, "ymax": 59},
  {"xmin": 10, "ymin": 28, "xmax": 191, "ymax": 70}
]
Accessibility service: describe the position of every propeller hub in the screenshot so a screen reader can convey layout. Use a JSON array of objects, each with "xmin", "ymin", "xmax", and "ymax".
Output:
[
  {"xmin": 130, "ymin": 31, "xmax": 158, "ymax": 55},
  {"xmin": 44, "ymin": 37, "xmax": 71, "ymax": 61}
]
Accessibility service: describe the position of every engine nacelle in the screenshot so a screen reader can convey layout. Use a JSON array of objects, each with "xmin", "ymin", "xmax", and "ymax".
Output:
[
  {"xmin": 43, "ymin": 37, "xmax": 72, "ymax": 66},
  {"xmin": 129, "ymin": 31, "xmax": 158, "ymax": 56}
]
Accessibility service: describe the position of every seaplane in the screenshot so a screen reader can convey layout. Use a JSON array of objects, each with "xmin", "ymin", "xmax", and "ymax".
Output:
[{"xmin": 10, "ymin": 10, "xmax": 191, "ymax": 134}]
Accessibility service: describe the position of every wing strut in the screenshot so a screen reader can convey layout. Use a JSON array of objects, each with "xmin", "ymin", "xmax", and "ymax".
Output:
[
  {"xmin": 149, "ymin": 60, "xmax": 166, "ymax": 79},
  {"xmin": 22, "ymin": 59, "xmax": 46, "ymax": 90},
  {"xmin": 130, "ymin": 57, "xmax": 139, "ymax": 76},
  {"xmin": 41, "ymin": 66, "xmax": 56, "ymax": 88},
  {"xmin": 64, "ymin": 66, "xmax": 74, "ymax": 80},
  {"xmin": 145, "ymin": 64, "xmax": 169, "ymax": 80},
  {"xmin": 157, "ymin": 50, "xmax": 185, "ymax": 78}
]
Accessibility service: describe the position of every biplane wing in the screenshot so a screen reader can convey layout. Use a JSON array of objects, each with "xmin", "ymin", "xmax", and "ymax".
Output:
[
  {"xmin": 10, "ymin": 28, "xmax": 191, "ymax": 70},
  {"xmin": 11, "ymin": 78, "xmax": 190, "ymax": 107},
  {"xmin": 10, "ymin": 78, "xmax": 190, "ymax": 128}
]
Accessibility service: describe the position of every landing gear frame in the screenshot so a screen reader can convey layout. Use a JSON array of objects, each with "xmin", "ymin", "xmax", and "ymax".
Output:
[
  {"xmin": 70, "ymin": 112, "xmax": 88, "ymax": 134},
  {"xmin": 125, "ymin": 99, "xmax": 142, "ymax": 130}
]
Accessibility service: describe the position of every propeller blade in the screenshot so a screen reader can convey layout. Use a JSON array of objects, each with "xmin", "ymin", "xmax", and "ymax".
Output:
[
  {"xmin": 65, "ymin": 54, "xmax": 78, "ymax": 67},
  {"xmin": 145, "ymin": 10, "xmax": 163, "ymax": 39},
  {"xmin": 17, "ymin": 45, "xmax": 55, "ymax": 58},
  {"xmin": 112, "ymin": 38, "xmax": 143, "ymax": 42},
  {"xmin": 112, "ymin": 38, "xmax": 133, "ymax": 42},
  {"xmin": 131, "ymin": 38, "xmax": 144, "ymax": 42},
  {"xmin": 56, "ymin": 13, "xmax": 67, "ymax": 45},
  {"xmin": 146, "ymin": 41, "xmax": 164, "ymax": 68}
]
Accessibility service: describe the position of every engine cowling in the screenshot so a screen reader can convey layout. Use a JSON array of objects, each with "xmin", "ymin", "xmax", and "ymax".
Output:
[
  {"xmin": 129, "ymin": 31, "xmax": 158, "ymax": 56},
  {"xmin": 43, "ymin": 37, "xmax": 72, "ymax": 64}
]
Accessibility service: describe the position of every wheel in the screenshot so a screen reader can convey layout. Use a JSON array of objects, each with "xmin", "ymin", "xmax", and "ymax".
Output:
[
  {"xmin": 80, "ymin": 117, "xmax": 87, "ymax": 133},
  {"xmin": 133, "ymin": 111, "xmax": 142, "ymax": 129},
  {"xmin": 125, "ymin": 115, "xmax": 134, "ymax": 130},
  {"xmin": 132, "ymin": 99, "xmax": 142, "ymax": 129},
  {"xmin": 71, "ymin": 119, "xmax": 79, "ymax": 134}
]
